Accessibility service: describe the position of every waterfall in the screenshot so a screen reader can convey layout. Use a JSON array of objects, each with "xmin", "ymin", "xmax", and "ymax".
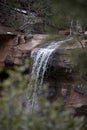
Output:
[{"xmin": 27, "ymin": 37, "xmax": 73, "ymax": 112}]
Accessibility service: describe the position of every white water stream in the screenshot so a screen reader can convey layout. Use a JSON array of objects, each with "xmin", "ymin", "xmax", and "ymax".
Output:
[{"xmin": 27, "ymin": 37, "xmax": 73, "ymax": 112}]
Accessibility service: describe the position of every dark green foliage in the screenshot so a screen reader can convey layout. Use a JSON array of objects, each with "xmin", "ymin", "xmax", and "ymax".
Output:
[
  {"xmin": 0, "ymin": 60, "xmax": 85, "ymax": 130},
  {"xmin": 71, "ymin": 48, "xmax": 87, "ymax": 84},
  {"xmin": 1, "ymin": 0, "xmax": 87, "ymax": 33},
  {"xmin": 50, "ymin": 0, "xmax": 87, "ymax": 27}
]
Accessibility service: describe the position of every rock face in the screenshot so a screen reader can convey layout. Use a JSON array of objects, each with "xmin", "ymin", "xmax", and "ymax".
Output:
[
  {"xmin": 0, "ymin": 24, "xmax": 87, "ymax": 113},
  {"xmin": 0, "ymin": 33, "xmax": 17, "ymax": 66},
  {"xmin": 39, "ymin": 43, "xmax": 87, "ymax": 109},
  {"xmin": 43, "ymin": 49, "xmax": 74, "ymax": 101},
  {"xmin": 5, "ymin": 34, "xmax": 48, "ymax": 66},
  {"xmin": 0, "ymin": 24, "xmax": 48, "ymax": 66}
]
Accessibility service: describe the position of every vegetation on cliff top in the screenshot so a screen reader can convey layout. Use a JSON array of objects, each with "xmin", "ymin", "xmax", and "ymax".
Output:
[{"xmin": 0, "ymin": 0, "xmax": 87, "ymax": 33}]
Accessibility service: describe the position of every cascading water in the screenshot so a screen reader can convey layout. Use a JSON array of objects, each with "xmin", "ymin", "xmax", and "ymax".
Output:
[{"xmin": 27, "ymin": 37, "xmax": 73, "ymax": 112}]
